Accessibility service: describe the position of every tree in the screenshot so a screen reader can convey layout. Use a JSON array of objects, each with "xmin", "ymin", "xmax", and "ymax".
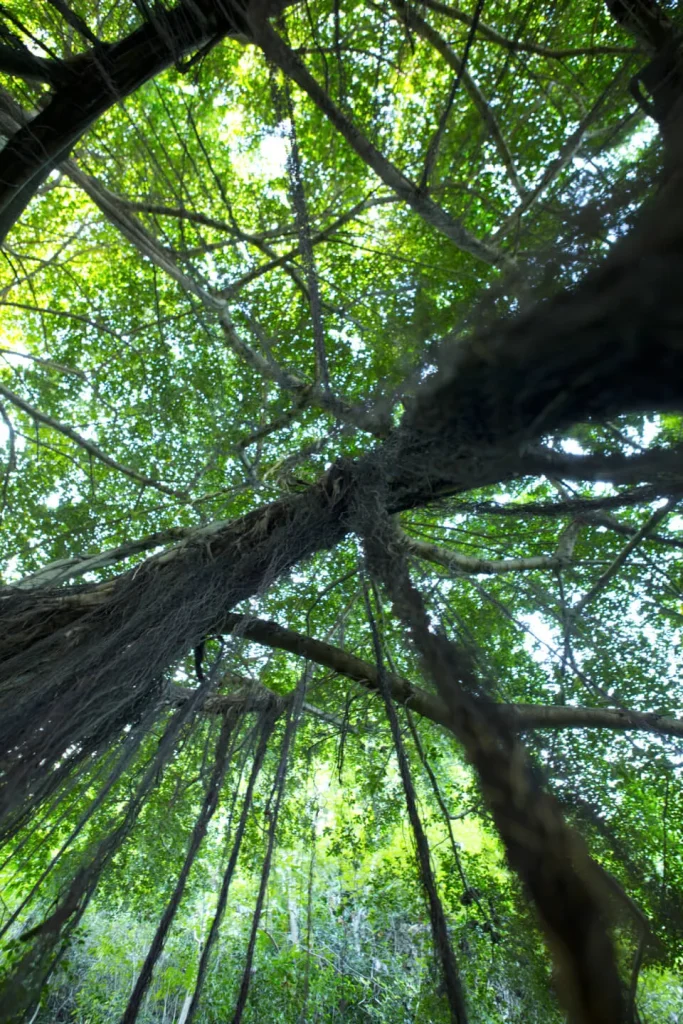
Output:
[{"xmin": 0, "ymin": 0, "xmax": 682, "ymax": 1021}]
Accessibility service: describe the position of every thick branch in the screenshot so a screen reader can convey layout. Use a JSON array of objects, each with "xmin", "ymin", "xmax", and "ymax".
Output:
[
  {"xmin": 168, "ymin": 681, "xmax": 349, "ymax": 731},
  {"xmin": 0, "ymin": 45, "xmax": 63, "ymax": 84},
  {"xmin": 511, "ymin": 702, "xmax": 683, "ymax": 737},
  {"xmin": 15, "ymin": 528, "xmax": 196, "ymax": 588},
  {"xmin": 605, "ymin": 0, "xmax": 683, "ymax": 141},
  {"xmin": 215, "ymin": 614, "xmax": 683, "ymax": 740},
  {"xmin": 0, "ymin": 1, "xmax": 310, "ymax": 240},
  {"xmin": 520, "ymin": 444, "xmax": 683, "ymax": 487},
  {"xmin": 387, "ymin": 161, "xmax": 683, "ymax": 510}
]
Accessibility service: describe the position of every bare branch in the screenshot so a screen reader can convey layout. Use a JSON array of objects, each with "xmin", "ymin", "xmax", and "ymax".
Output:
[
  {"xmin": 0, "ymin": 381, "xmax": 189, "ymax": 500},
  {"xmin": 391, "ymin": 1, "xmax": 525, "ymax": 197},
  {"xmin": 419, "ymin": 0, "xmax": 485, "ymax": 190},
  {"xmin": 418, "ymin": 0, "xmax": 641, "ymax": 58},
  {"xmin": 247, "ymin": 16, "xmax": 511, "ymax": 269},
  {"xmin": 404, "ymin": 521, "xmax": 581, "ymax": 575}
]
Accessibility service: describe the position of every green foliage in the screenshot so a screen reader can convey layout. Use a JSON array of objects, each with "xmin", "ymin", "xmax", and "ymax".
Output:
[{"xmin": 0, "ymin": 0, "xmax": 682, "ymax": 1021}]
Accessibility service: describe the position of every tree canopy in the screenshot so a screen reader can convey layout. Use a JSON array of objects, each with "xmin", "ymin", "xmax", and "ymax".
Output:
[{"xmin": 0, "ymin": 0, "xmax": 682, "ymax": 1021}]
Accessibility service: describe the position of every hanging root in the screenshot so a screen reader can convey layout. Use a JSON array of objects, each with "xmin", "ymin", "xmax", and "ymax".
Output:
[
  {"xmin": 0, "ymin": 672, "xmax": 217, "ymax": 1024},
  {"xmin": 362, "ymin": 576, "xmax": 469, "ymax": 1024},
  {"xmin": 0, "ymin": 473, "xmax": 350, "ymax": 837},
  {"xmin": 352, "ymin": 474, "xmax": 625, "ymax": 1024}
]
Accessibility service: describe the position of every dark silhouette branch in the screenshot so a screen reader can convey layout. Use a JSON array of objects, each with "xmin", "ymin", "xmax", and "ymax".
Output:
[
  {"xmin": 518, "ymin": 444, "xmax": 683, "ymax": 488},
  {"xmin": 247, "ymin": 15, "xmax": 511, "ymax": 269},
  {"xmin": 0, "ymin": 45, "xmax": 63, "ymax": 84},
  {"xmin": 390, "ymin": 1, "xmax": 525, "ymax": 197},
  {"xmin": 0, "ymin": 0, "xmax": 298, "ymax": 242},
  {"xmin": 419, "ymin": 0, "xmax": 640, "ymax": 58},
  {"xmin": 209, "ymin": 614, "xmax": 683, "ymax": 741}
]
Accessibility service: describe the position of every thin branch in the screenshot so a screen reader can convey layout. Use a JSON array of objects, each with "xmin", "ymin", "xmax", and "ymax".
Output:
[
  {"xmin": 419, "ymin": 0, "xmax": 486, "ymax": 190},
  {"xmin": 417, "ymin": 0, "xmax": 641, "ymax": 58},
  {"xmin": 184, "ymin": 715, "xmax": 276, "ymax": 1024},
  {"xmin": 44, "ymin": 0, "xmax": 101, "ymax": 45},
  {"xmin": 437, "ymin": 489, "xmax": 683, "ymax": 549},
  {"xmin": 0, "ymin": 400, "xmax": 16, "ymax": 508},
  {"xmin": 218, "ymin": 195, "xmax": 397, "ymax": 298},
  {"xmin": 491, "ymin": 77, "xmax": 626, "ymax": 242},
  {"xmin": 246, "ymin": 16, "xmax": 511, "ymax": 269},
  {"xmin": 573, "ymin": 499, "xmax": 677, "ymax": 615},
  {"xmin": 120, "ymin": 200, "xmax": 296, "ymax": 241},
  {"xmin": 0, "ymin": 382, "xmax": 189, "ymax": 500},
  {"xmin": 391, "ymin": 1, "xmax": 525, "ymax": 197},
  {"xmin": 121, "ymin": 712, "xmax": 237, "ymax": 1024},
  {"xmin": 0, "ymin": 346, "xmax": 85, "ymax": 378},
  {"xmin": 361, "ymin": 574, "xmax": 469, "ymax": 1023},
  {"xmin": 230, "ymin": 668, "xmax": 308, "ymax": 1024},
  {"xmin": 404, "ymin": 520, "xmax": 581, "ymax": 574},
  {"xmin": 364, "ymin": 513, "xmax": 626, "ymax": 1022},
  {"xmin": 0, "ymin": 298, "xmax": 131, "ymax": 349},
  {"xmin": 276, "ymin": 79, "xmax": 330, "ymax": 388},
  {"xmin": 442, "ymin": 486, "xmax": 673, "ymax": 517}
]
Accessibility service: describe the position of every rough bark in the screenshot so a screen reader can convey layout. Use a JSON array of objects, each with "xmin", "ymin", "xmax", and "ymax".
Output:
[{"xmin": 2, "ymin": 159, "xmax": 683, "ymax": 696}]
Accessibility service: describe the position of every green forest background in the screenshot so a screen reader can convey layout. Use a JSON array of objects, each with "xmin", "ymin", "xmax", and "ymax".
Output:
[{"xmin": 0, "ymin": 0, "xmax": 682, "ymax": 1021}]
